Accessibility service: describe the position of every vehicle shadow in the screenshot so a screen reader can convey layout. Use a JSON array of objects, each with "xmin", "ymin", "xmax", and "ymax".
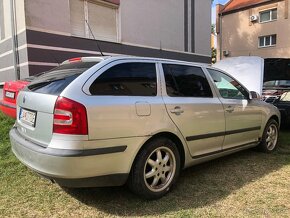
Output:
[{"xmin": 64, "ymin": 136, "xmax": 290, "ymax": 217}]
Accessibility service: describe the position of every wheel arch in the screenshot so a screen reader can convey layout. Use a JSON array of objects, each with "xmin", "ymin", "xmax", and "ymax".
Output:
[
  {"xmin": 269, "ymin": 115, "xmax": 280, "ymax": 126},
  {"xmin": 131, "ymin": 132, "xmax": 186, "ymax": 171}
]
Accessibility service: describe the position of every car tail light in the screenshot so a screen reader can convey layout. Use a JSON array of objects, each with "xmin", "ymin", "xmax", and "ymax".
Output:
[{"xmin": 53, "ymin": 97, "xmax": 88, "ymax": 135}]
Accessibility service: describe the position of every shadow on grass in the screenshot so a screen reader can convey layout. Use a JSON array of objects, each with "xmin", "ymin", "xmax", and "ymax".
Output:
[{"xmin": 64, "ymin": 131, "xmax": 290, "ymax": 217}]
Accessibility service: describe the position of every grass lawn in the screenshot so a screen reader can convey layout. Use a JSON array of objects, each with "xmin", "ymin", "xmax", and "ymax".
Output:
[{"xmin": 0, "ymin": 111, "xmax": 289, "ymax": 217}]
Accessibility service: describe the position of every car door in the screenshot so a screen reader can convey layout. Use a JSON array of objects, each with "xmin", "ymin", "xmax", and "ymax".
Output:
[
  {"xmin": 207, "ymin": 68, "xmax": 262, "ymax": 150},
  {"xmin": 160, "ymin": 63, "xmax": 225, "ymax": 158}
]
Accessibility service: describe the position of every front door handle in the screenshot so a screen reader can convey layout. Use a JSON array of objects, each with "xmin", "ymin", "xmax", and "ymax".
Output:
[
  {"xmin": 170, "ymin": 106, "xmax": 184, "ymax": 115},
  {"xmin": 225, "ymin": 106, "xmax": 234, "ymax": 113}
]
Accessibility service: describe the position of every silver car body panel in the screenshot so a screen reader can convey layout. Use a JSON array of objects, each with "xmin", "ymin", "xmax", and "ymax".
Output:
[{"xmin": 10, "ymin": 56, "xmax": 281, "ymax": 186}]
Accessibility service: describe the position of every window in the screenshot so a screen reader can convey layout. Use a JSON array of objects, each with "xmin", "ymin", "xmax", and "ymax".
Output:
[
  {"xmin": 163, "ymin": 64, "xmax": 213, "ymax": 98},
  {"xmin": 89, "ymin": 63, "xmax": 157, "ymax": 96},
  {"xmin": 207, "ymin": 69, "xmax": 249, "ymax": 100},
  {"xmin": 259, "ymin": 35, "xmax": 277, "ymax": 48},
  {"xmin": 27, "ymin": 62, "xmax": 98, "ymax": 96},
  {"xmin": 259, "ymin": 8, "xmax": 277, "ymax": 23},
  {"xmin": 70, "ymin": 0, "xmax": 118, "ymax": 42}
]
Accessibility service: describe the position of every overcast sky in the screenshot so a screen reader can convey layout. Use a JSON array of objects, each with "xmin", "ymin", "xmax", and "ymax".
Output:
[{"xmin": 212, "ymin": 0, "xmax": 229, "ymax": 24}]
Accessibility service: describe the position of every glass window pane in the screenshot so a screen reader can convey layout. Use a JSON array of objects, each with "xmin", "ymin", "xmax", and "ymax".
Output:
[
  {"xmin": 208, "ymin": 69, "xmax": 248, "ymax": 99},
  {"xmin": 27, "ymin": 62, "xmax": 98, "ymax": 95},
  {"xmin": 265, "ymin": 36, "xmax": 271, "ymax": 46},
  {"xmin": 163, "ymin": 64, "xmax": 213, "ymax": 98},
  {"xmin": 271, "ymin": 35, "xmax": 277, "ymax": 45},
  {"xmin": 259, "ymin": 37, "xmax": 264, "ymax": 47},
  {"xmin": 260, "ymin": 11, "xmax": 270, "ymax": 22},
  {"xmin": 272, "ymin": 9, "xmax": 277, "ymax": 20},
  {"xmin": 90, "ymin": 63, "xmax": 157, "ymax": 96}
]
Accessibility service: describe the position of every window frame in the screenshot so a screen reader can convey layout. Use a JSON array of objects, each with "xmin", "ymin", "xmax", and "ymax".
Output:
[
  {"xmin": 161, "ymin": 63, "xmax": 214, "ymax": 98},
  {"xmin": 206, "ymin": 68, "xmax": 250, "ymax": 100},
  {"xmin": 259, "ymin": 8, "xmax": 277, "ymax": 23},
  {"xmin": 258, "ymin": 34, "xmax": 277, "ymax": 48}
]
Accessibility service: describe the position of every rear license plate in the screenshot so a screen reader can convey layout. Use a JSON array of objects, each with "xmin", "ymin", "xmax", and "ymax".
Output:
[
  {"xmin": 5, "ymin": 91, "xmax": 15, "ymax": 99},
  {"xmin": 19, "ymin": 108, "xmax": 36, "ymax": 127}
]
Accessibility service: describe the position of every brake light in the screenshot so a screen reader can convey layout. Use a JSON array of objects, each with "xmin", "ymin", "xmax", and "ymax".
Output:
[
  {"xmin": 53, "ymin": 97, "xmax": 88, "ymax": 135},
  {"xmin": 69, "ymin": 57, "xmax": 82, "ymax": 63}
]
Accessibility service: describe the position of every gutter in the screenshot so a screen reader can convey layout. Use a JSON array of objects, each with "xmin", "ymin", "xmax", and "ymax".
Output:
[
  {"xmin": 10, "ymin": 0, "xmax": 20, "ymax": 80},
  {"xmin": 219, "ymin": 12, "xmax": 223, "ymax": 60}
]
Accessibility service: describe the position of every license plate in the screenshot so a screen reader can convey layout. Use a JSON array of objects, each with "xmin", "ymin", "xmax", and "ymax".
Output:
[
  {"xmin": 5, "ymin": 91, "xmax": 15, "ymax": 99},
  {"xmin": 19, "ymin": 108, "xmax": 36, "ymax": 127}
]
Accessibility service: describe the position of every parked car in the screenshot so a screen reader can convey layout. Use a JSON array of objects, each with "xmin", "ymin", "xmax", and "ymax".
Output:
[
  {"xmin": 262, "ymin": 80, "xmax": 290, "ymax": 103},
  {"xmin": 0, "ymin": 74, "xmax": 45, "ymax": 118},
  {"xmin": 0, "ymin": 79, "xmax": 30, "ymax": 118},
  {"xmin": 272, "ymin": 91, "xmax": 290, "ymax": 125},
  {"xmin": 10, "ymin": 56, "xmax": 280, "ymax": 199}
]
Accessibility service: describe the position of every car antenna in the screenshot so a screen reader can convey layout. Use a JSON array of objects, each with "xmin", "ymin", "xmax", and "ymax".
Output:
[{"xmin": 85, "ymin": 20, "xmax": 104, "ymax": 56}]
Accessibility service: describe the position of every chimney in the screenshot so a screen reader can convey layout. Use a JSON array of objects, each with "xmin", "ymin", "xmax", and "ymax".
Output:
[{"xmin": 216, "ymin": 4, "xmax": 225, "ymax": 34}]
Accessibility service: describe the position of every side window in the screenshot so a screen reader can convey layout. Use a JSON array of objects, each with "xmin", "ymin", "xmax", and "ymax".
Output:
[
  {"xmin": 163, "ymin": 64, "xmax": 213, "ymax": 98},
  {"xmin": 89, "ymin": 62, "xmax": 157, "ymax": 96},
  {"xmin": 207, "ymin": 69, "xmax": 249, "ymax": 99}
]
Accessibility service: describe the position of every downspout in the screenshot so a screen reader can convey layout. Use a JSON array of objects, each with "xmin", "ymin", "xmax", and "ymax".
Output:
[
  {"xmin": 219, "ymin": 12, "xmax": 223, "ymax": 60},
  {"xmin": 10, "ymin": 0, "xmax": 20, "ymax": 80}
]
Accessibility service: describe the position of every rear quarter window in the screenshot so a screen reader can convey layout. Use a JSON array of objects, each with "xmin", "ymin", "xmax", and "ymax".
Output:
[
  {"xmin": 26, "ymin": 62, "xmax": 97, "ymax": 95},
  {"xmin": 89, "ymin": 62, "xmax": 157, "ymax": 96}
]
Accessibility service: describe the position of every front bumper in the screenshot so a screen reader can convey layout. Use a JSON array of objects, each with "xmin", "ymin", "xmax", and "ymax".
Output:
[{"xmin": 10, "ymin": 127, "xmax": 131, "ymax": 187}]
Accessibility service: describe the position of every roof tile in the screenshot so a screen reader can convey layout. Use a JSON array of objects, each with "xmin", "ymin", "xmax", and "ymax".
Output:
[{"xmin": 221, "ymin": 0, "xmax": 272, "ymax": 14}]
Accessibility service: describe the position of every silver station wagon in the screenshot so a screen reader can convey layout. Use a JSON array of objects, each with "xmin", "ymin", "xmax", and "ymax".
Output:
[{"xmin": 10, "ymin": 56, "xmax": 280, "ymax": 199}]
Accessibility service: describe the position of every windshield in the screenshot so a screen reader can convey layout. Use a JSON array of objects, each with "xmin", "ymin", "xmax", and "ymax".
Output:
[{"xmin": 26, "ymin": 62, "xmax": 98, "ymax": 95}]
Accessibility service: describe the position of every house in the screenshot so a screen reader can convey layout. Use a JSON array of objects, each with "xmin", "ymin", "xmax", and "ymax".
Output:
[
  {"xmin": 0, "ymin": 0, "xmax": 212, "ymax": 82},
  {"xmin": 216, "ymin": 0, "xmax": 289, "ymax": 61}
]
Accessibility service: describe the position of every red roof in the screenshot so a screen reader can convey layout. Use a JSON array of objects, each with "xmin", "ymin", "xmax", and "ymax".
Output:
[{"xmin": 221, "ymin": 0, "xmax": 272, "ymax": 14}]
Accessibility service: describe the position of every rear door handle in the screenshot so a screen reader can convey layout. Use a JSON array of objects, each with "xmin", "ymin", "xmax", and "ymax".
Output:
[
  {"xmin": 225, "ymin": 106, "xmax": 234, "ymax": 113},
  {"xmin": 170, "ymin": 106, "xmax": 184, "ymax": 115}
]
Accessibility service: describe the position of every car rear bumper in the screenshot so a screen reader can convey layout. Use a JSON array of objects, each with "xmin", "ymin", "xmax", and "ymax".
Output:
[
  {"xmin": 10, "ymin": 127, "xmax": 131, "ymax": 187},
  {"xmin": 0, "ymin": 100, "xmax": 16, "ymax": 118}
]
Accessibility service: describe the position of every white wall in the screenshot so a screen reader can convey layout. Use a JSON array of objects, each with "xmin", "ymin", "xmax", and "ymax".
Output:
[
  {"xmin": 120, "ymin": 0, "xmax": 185, "ymax": 52},
  {"xmin": 195, "ymin": 0, "xmax": 211, "ymax": 56},
  {"xmin": 24, "ymin": 0, "xmax": 71, "ymax": 34}
]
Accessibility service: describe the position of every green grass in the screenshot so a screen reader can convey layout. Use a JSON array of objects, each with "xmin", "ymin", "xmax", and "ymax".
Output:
[{"xmin": 0, "ymin": 111, "xmax": 290, "ymax": 217}]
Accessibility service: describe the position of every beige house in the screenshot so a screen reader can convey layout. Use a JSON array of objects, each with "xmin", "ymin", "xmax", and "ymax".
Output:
[{"xmin": 216, "ymin": 0, "xmax": 290, "ymax": 60}]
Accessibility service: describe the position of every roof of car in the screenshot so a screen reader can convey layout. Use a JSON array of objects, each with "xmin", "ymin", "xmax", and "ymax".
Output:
[{"xmin": 61, "ymin": 55, "xmax": 209, "ymax": 67}]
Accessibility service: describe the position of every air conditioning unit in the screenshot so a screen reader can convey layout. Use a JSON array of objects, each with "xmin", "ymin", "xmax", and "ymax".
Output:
[
  {"xmin": 223, "ymin": 50, "xmax": 230, "ymax": 57},
  {"xmin": 250, "ymin": 15, "xmax": 259, "ymax": 22}
]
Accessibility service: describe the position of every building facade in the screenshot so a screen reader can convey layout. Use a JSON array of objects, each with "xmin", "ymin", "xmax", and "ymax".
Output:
[
  {"xmin": 0, "ymin": 0, "xmax": 212, "ymax": 82},
  {"xmin": 216, "ymin": 0, "xmax": 289, "ymax": 61}
]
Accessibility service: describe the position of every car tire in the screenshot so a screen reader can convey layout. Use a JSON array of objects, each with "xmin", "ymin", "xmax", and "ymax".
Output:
[
  {"xmin": 258, "ymin": 119, "xmax": 279, "ymax": 153},
  {"xmin": 128, "ymin": 137, "xmax": 180, "ymax": 200}
]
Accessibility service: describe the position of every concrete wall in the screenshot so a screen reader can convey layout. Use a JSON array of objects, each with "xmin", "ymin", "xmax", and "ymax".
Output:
[
  {"xmin": 218, "ymin": 0, "xmax": 290, "ymax": 60},
  {"xmin": 24, "ymin": 0, "xmax": 71, "ymax": 34},
  {"xmin": 0, "ymin": 0, "xmax": 28, "ymax": 82},
  {"xmin": 120, "ymin": 0, "xmax": 185, "ymax": 52},
  {"xmin": 195, "ymin": 0, "xmax": 211, "ymax": 56}
]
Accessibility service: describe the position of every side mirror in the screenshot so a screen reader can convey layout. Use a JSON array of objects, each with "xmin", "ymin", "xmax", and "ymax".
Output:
[{"xmin": 249, "ymin": 91, "xmax": 261, "ymax": 100}]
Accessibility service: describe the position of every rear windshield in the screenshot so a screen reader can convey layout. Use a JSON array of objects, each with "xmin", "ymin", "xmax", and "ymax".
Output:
[{"xmin": 26, "ymin": 62, "xmax": 98, "ymax": 95}]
